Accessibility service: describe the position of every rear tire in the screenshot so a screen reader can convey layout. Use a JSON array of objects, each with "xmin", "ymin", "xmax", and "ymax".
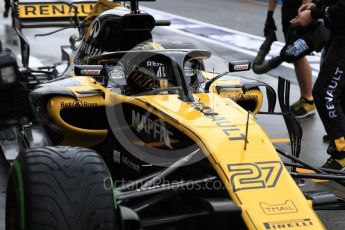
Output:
[{"xmin": 6, "ymin": 146, "xmax": 118, "ymax": 230}]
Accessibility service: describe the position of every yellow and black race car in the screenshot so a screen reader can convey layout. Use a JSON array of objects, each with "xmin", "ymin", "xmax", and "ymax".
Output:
[{"xmin": 1, "ymin": 0, "xmax": 345, "ymax": 230}]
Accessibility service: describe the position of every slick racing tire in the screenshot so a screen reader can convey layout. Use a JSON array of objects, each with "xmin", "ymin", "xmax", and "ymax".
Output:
[{"xmin": 6, "ymin": 146, "xmax": 119, "ymax": 230}]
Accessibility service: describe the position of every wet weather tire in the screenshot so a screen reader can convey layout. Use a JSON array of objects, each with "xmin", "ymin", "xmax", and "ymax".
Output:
[{"xmin": 6, "ymin": 146, "xmax": 118, "ymax": 230}]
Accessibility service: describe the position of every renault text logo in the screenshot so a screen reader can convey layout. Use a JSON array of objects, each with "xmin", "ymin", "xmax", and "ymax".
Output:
[{"xmin": 17, "ymin": 3, "xmax": 94, "ymax": 18}]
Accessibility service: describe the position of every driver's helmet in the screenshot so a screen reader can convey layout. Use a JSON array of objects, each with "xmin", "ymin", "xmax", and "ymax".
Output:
[
  {"xmin": 126, "ymin": 41, "xmax": 204, "ymax": 94},
  {"xmin": 126, "ymin": 57, "xmax": 176, "ymax": 94}
]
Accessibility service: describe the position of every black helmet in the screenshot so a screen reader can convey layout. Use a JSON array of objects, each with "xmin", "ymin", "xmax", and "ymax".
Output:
[{"xmin": 126, "ymin": 57, "xmax": 176, "ymax": 94}]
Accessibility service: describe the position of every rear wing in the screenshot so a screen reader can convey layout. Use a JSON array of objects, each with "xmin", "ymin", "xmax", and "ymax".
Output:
[
  {"xmin": 14, "ymin": 0, "xmax": 97, "ymax": 24},
  {"xmin": 13, "ymin": 0, "xmax": 156, "ymax": 27},
  {"xmin": 13, "ymin": 0, "xmax": 99, "ymax": 67},
  {"xmin": 12, "ymin": 0, "xmax": 156, "ymax": 67}
]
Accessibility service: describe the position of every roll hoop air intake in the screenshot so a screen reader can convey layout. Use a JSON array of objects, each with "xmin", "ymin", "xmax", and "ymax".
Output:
[{"xmin": 252, "ymin": 21, "xmax": 329, "ymax": 75}]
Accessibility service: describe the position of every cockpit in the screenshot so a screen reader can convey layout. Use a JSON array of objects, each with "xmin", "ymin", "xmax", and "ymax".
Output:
[{"xmin": 75, "ymin": 49, "xmax": 211, "ymax": 98}]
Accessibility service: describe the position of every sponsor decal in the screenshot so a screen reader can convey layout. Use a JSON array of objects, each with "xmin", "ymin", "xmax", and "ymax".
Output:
[
  {"xmin": 122, "ymin": 155, "xmax": 141, "ymax": 172},
  {"xmin": 234, "ymin": 64, "xmax": 250, "ymax": 71},
  {"xmin": 191, "ymin": 102, "xmax": 246, "ymax": 142},
  {"xmin": 260, "ymin": 200, "xmax": 298, "ymax": 215},
  {"xmin": 210, "ymin": 115, "xmax": 246, "ymax": 141},
  {"xmin": 143, "ymin": 61, "xmax": 169, "ymax": 78},
  {"xmin": 132, "ymin": 110, "xmax": 174, "ymax": 149},
  {"xmin": 17, "ymin": 2, "xmax": 94, "ymax": 18},
  {"xmin": 80, "ymin": 69, "xmax": 101, "ymax": 76},
  {"xmin": 146, "ymin": 61, "xmax": 164, "ymax": 67},
  {"xmin": 285, "ymin": 39, "xmax": 309, "ymax": 57},
  {"xmin": 113, "ymin": 150, "xmax": 121, "ymax": 164},
  {"xmin": 91, "ymin": 19, "xmax": 101, "ymax": 39},
  {"xmin": 109, "ymin": 65, "xmax": 125, "ymax": 80},
  {"xmin": 325, "ymin": 67, "xmax": 343, "ymax": 119},
  {"xmin": 79, "ymin": 41, "xmax": 103, "ymax": 56},
  {"xmin": 112, "ymin": 149, "xmax": 140, "ymax": 172},
  {"xmin": 60, "ymin": 100, "xmax": 98, "ymax": 108},
  {"xmin": 227, "ymin": 161, "xmax": 283, "ymax": 192},
  {"xmin": 264, "ymin": 218, "xmax": 313, "ymax": 229}
]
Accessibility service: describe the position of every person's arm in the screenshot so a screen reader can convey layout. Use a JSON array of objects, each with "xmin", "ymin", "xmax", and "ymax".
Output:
[
  {"xmin": 292, "ymin": 0, "xmax": 345, "ymax": 27},
  {"xmin": 311, "ymin": 1, "xmax": 345, "ymax": 24},
  {"xmin": 268, "ymin": 0, "xmax": 278, "ymax": 11},
  {"xmin": 3, "ymin": 0, "xmax": 11, "ymax": 18},
  {"xmin": 302, "ymin": 0, "xmax": 312, "ymax": 4},
  {"xmin": 5, "ymin": 0, "xmax": 10, "ymax": 10},
  {"xmin": 264, "ymin": 0, "xmax": 278, "ymax": 36}
]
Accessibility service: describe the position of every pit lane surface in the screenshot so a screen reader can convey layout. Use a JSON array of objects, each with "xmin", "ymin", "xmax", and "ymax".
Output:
[{"xmin": 0, "ymin": 0, "xmax": 345, "ymax": 229}]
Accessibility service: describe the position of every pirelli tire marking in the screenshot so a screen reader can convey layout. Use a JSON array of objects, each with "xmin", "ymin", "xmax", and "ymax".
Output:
[{"xmin": 263, "ymin": 218, "xmax": 314, "ymax": 229}]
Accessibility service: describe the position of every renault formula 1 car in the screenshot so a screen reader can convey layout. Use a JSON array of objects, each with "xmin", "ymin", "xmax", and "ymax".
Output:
[{"xmin": 1, "ymin": 0, "xmax": 345, "ymax": 229}]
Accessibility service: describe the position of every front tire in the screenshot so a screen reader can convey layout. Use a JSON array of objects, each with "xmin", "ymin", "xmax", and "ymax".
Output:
[{"xmin": 6, "ymin": 146, "xmax": 118, "ymax": 230}]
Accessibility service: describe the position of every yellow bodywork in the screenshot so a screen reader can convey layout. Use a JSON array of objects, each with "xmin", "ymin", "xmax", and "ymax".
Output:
[
  {"xmin": 13, "ymin": 1, "xmax": 325, "ymax": 227},
  {"xmin": 47, "ymin": 77, "xmax": 108, "ymax": 146},
  {"xmin": 202, "ymin": 71, "xmax": 263, "ymax": 114},
  {"xmin": 46, "ymin": 76, "xmax": 324, "ymax": 229},
  {"xmin": 131, "ymin": 94, "xmax": 324, "ymax": 230}
]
